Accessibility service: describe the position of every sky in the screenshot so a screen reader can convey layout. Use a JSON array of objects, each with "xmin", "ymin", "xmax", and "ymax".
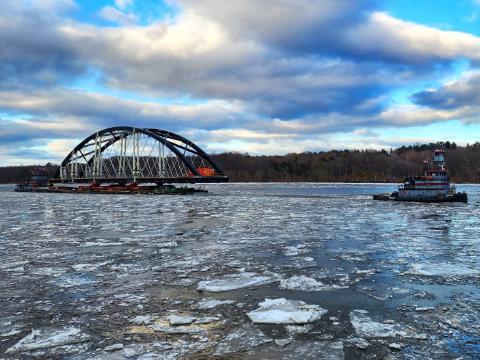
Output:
[{"xmin": 1, "ymin": 0, "xmax": 480, "ymax": 165}]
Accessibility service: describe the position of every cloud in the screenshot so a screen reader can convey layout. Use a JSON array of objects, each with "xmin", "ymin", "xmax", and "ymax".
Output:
[
  {"xmin": 1, "ymin": 0, "xmax": 480, "ymax": 162},
  {"xmin": 0, "ymin": 89, "xmax": 252, "ymax": 138},
  {"xmin": 411, "ymin": 71, "xmax": 480, "ymax": 109},
  {"xmin": 115, "ymin": 0, "xmax": 135, "ymax": 11},
  {"xmin": 98, "ymin": 6, "xmax": 138, "ymax": 25},
  {"xmin": 175, "ymin": 0, "xmax": 374, "ymax": 52},
  {"xmin": 345, "ymin": 12, "xmax": 480, "ymax": 64},
  {"xmin": 0, "ymin": 1, "xmax": 85, "ymax": 89},
  {"xmin": 378, "ymin": 104, "xmax": 478, "ymax": 126}
]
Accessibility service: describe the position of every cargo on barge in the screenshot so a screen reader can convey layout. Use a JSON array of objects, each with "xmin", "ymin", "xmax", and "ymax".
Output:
[{"xmin": 15, "ymin": 169, "xmax": 206, "ymax": 195}]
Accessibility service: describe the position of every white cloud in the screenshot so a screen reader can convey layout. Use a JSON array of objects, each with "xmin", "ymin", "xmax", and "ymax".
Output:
[
  {"xmin": 346, "ymin": 12, "xmax": 480, "ymax": 63},
  {"xmin": 378, "ymin": 104, "xmax": 479, "ymax": 126},
  {"xmin": 115, "ymin": 0, "xmax": 135, "ymax": 10},
  {"xmin": 98, "ymin": 6, "xmax": 138, "ymax": 25},
  {"xmin": 2, "ymin": 0, "xmax": 480, "ymax": 161}
]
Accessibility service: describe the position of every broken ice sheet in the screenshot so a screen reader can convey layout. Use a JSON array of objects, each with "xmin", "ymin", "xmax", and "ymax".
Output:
[
  {"xmin": 349, "ymin": 310, "xmax": 426, "ymax": 339},
  {"xmin": 6, "ymin": 327, "xmax": 89, "ymax": 353},
  {"xmin": 246, "ymin": 340, "xmax": 345, "ymax": 360},
  {"xmin": 196, "ymin": 299, "xmax": 236, "ymax": 309},
  {"xmin": 167, "ymin": 315, "xmax": 196, "ymax": 325},
  {"xmin": 285, "ymin": 324, "xmax": 314, "ymax": 335},
  {"xmin": 214, "ymin": 324, "xmax": 273, "ymax": 356},
  {"xmin": 284, "ymin": 245, "xmax": 309, "ymax": 256},
  {"xmin": 247, "ymin": 298, "xmax": 328, "ymax": 324},
  {"xmin": 197, "ymin": 272, "xmax": 276, "ymax": 292},
  {"xmin": 279, "ymin": 275, "xmax": 347, "ymax": 291},
  {"xmin": 119, "ymin": 340, "xmax": 207, "ymax": 360},
  {"xmin": 53, "ymin": 273, "xmax": 96, "ymax": 288},
  {"xmin": 130, "ymin": 315, "xmax": 155, "ymax": 325},
  {"xmin": 0, "ymin": 317, "xmax": 23, "ymax": 337},
  {"xmin": 72, "ymin": 261, "xmax": 111, "ymax": 272},
  {"xmin": 149, "ymin": 317, "xmax": 223, "ymax": 334},
  {"xmin": 406, "ymin": 263, "xmax": 480, "ymax": 278}
]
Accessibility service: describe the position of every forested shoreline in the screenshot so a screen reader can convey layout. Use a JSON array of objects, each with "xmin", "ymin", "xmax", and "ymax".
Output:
[{"xmin": 1, "ymin": 142, "xmax": 479, "ymax": 184}]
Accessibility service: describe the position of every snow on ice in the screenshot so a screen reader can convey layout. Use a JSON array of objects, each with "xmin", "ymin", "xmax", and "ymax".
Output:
[{"xmin": 247, "ymin": 298, "xmax": 328, "ymax": 324}]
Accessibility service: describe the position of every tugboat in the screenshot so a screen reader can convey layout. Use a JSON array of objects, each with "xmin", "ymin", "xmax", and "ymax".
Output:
[
  {"xmin": 373, "ymin": 149, "xmax": 467, "ymax": 203},
  {"xmin": 15, "ymin": 168, "xmax": 49, "ymax": 192}
]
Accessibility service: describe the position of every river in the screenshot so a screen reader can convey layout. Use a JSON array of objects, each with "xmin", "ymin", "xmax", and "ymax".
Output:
[{"xmin": 0, "ymin": 183, "xmax": 479, "ymax": 359}]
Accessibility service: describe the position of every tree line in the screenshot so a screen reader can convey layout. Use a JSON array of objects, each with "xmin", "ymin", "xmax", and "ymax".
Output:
[{"xmin": 1, "ymin": 142, "xmax": 479, "ymax": 183}]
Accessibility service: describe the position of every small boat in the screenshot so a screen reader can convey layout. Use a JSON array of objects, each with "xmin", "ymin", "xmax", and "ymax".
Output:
[{"xmin": 373, "ymin": 149, "xmax": 467, "ymax": 203}]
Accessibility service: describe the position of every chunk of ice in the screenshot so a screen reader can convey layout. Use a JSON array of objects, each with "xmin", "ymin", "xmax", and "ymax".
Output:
[
  {"xmin": 285, "ymin": 324, "xmax": 313, "ymax": 335},
  {"xmin": 279, "ymin": 275, "xmax": 345, "ymax": 291},
  {"xmin": 247, "ymin": 298, "xmax": 328, "ymax": 324},
  {"xmin": 275, "ymin": 338, "xmax": 293, "ymax": 346},
  {"xmin": 130, "ymin": 315, "xmax": 154, "ymax": 325},
  {"xmin": 389, "ymin": 342, "xmax": 402, "ymax": 350},
  {"xmin": 349, "ymin": 310, "xmax": 426, "ymax": 339},
  {"xmin": 197, "ymin": 272, "xmax": 275, "ymax": 292},
  {"xmin": 197, "ymin": 299, "xmax": 235, "ymax": 310},
  {"xmin": 104, "ymin": 343, "xmax": 124, "ymax": 351},
  {"xmin": 408, "ymin": 263, "xmax": 480, "ymax": 277},
  {"xmin": 167, "ymin": 315, "xmax": 196, "ymax": 326},
  {"xmin": 6, "ymin": 327, "xmax": 89, "ymax": 353},
  {"xmin": 214, "ymin": 324, "xmax": 272, "ymax": 356},
  {"xmin": 241, "ymin": 340, "xmax": 344, "ymax": 360},
  {"xmin": 350, "ymin": 310, "xmax": 399, "ymax": 338}
]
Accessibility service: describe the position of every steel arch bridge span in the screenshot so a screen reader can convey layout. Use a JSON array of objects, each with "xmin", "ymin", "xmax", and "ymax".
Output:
[{"xmin": 52, "ymin": 126, "xmax": 228, "ymax": 184}]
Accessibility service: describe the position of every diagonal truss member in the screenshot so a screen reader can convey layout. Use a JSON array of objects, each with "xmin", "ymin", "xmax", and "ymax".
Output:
[{"xmin": 53, "ymin": 126, "xmax": 228, "ymax": 184}]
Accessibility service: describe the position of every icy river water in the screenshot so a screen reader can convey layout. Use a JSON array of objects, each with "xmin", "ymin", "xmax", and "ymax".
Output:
[{"xmin": 0, "ymin": 183, "xmax": 479, "ymax": 359}]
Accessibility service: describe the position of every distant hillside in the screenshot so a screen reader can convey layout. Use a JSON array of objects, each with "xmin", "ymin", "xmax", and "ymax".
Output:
[
  {"xmin": 1, "ymin": 142, "xmax": 479, "ymax": 183},
  {"xmin": 211, "ymin": 142, "xmax": 480, "ymax": 183},
  {"xmin": 0, "ymin": 164, "xmax": 58, "ymax": 184}
]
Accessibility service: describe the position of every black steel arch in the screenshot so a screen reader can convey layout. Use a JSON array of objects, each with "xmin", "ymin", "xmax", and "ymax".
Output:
[
  {"xmin": 147, "ymin": 129, "xmax": 223, "ymax": 174},
  {"xmin": 53, "ymin": 126, "xmax": 227, "ymax": 183}
]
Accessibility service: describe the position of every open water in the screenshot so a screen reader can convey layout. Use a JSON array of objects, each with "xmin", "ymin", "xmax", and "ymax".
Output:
[{"xmin": 0, "ymin": 183, "xmax": 479, "ymax": 359}]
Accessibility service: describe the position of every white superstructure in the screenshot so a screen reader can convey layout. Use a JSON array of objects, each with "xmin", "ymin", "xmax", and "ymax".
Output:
[{"xmin": 397, "ymin": 149, "xmax": 456, "ymax": 201}]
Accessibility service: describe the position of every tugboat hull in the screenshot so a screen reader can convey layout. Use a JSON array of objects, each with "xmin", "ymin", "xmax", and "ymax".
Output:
[
  {"xmin": 395, "ymin": 192, "xmax": 467, "ymax": 203},
  {"xmin": 374, "ymin": 191, "xmax": 467, "ymax": 203}
]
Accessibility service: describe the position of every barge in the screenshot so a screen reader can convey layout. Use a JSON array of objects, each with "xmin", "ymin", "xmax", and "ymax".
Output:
[
  {"xmin": 373, "ymin": 149, "xmax": 467, "ymax": 203},
  {"xmin": 15, "ymin": 168, "xmax": 206, "ymax": 195}
]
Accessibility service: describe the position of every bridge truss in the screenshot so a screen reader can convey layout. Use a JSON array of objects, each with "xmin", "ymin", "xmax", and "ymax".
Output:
[{"xmin": 53, "ymin": 127, "xmax": 228, "ymax": 184}]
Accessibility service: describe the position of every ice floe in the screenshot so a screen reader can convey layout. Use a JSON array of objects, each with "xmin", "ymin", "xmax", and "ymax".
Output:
[
  {"xmin": 275, "ymin": 338, "xmax": 293, "ymax": 346},
  {"xmin": 197, "ymin": 272, "xmax": 276, "ymax": 292},
  {"xmin": 146, "ymin": 316, "xmax": 223, "ymax": 334},
  {"xmin": 196, "ymin": 299, "xmax": 236, "ymax": 309},
  {"xmin": 245, "ymin": 340, "xmax": 345, "ymax": 360},
  {"xmin": 130, "ymin": 315, "xmax": 155, "ymax": 325},
  {"xmin": 279, "ymin": 275, "xmax": 346, "ymax": 291},
  {"xmin": 247, "ymin": 298, "xmax": 328, "ymax": 324},
  {"xmin": 285, "ymin": 324, "xmax": 314, "ymax": 335},
  {"xmin": 349, "ymin": 310, "xmax": 426, "ymax": 339},
  {"xmin": 284, "ymin": 245, "xmax": 309, "ymax": 256},
  {"xmin": 54, "ymin": 273, "xmax": 96, "ymax": 288},
  {"xmin": 0, "ymin": 317, "xmax": 23, "ymax": 337},
  {"xmin": 214, "ymin": 324, "xmax": 273, "ymax": 356},
  {"xmin": 167, "ymin": 315, "xmax": 196, "ymax": 325},
  {"xmin": 104, "ymin": 343, "xmax": 124, "ymax": 351},
  {"xmin": 72, "ymin": 261, "xmax": 110, "ymax": 272},
  {"xmin": 6, "ymin": 327, "xmax": 89, "ymax": 353},
  {"xmin": 407, "ymin": 263, "xmax": 480, "ymax": 278}
]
